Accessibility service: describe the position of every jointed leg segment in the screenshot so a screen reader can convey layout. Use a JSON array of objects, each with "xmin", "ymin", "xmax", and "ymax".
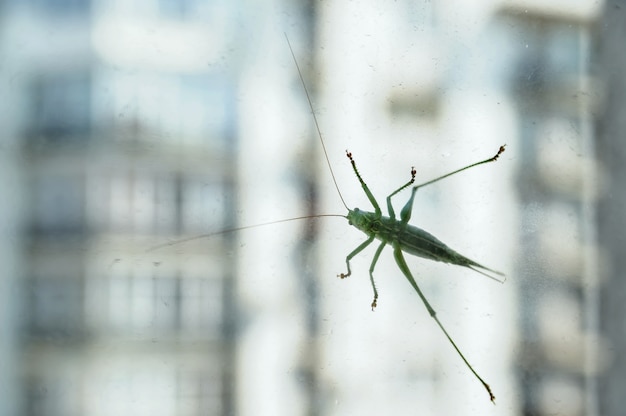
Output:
[{"xmin": 392, "ymin": 242, "xmax": 496, "ymax": 403}]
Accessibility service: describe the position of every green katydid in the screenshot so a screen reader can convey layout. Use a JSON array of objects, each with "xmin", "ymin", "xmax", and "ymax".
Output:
[
  {"xmin": 284, "ymin": 34, "xmax": 505, "ymax": 404},
  {"xmin": 152, "ymin": 34, "xmax": 507, "ymax": 404}
]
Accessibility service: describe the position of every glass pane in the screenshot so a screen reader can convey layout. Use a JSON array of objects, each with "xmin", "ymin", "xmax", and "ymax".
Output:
[{"xmin": 0, "ymin": 1, "xmax": 613, "ymax": 415}]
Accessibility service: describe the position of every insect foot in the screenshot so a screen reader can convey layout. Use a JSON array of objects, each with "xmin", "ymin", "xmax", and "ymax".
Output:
[{"xmin": 491, "ymin": 144, "xmax": 506, "ymax": 161}]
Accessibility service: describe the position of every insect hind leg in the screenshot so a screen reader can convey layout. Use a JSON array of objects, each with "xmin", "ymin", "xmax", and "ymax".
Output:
[
  {"xmin": 411, "ymin": 145, "xmax": 506, "ymax": 191},
  {"xmin": 386, "ymin": 166, "xmax": 416, "ymax": 221},
  {"xmin": 391, "ymin": 241, "xmax": 496, "ymax": 403},
  {"xmin": 396, "ymin": 145, "xmax": 506, "ymax": 226}
]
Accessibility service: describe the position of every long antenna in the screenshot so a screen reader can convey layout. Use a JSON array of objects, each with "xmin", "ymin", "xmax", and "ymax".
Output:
[
  {"xmin": 147, "ymin": 214, "xmax": 345, "ymax": 252},
  {"xmin": 284, "ymin": 33, "xmax": 349, "ymax": 211},
  {"xmin": 150, "ymin": 35, "xmax": 350, "ymax": 253}
]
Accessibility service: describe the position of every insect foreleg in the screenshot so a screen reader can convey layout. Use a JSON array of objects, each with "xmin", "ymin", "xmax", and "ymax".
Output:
[
  {"xmin": 338, "ymin": 234, "xmax": 375, "ymax": 280},
  {"xmin": 391, "ymin": 241, "xmax": 496, "ymax": 404},
  {"xmin": 345, "ymin": 151, "xmax": 381, "ymax": 215}
]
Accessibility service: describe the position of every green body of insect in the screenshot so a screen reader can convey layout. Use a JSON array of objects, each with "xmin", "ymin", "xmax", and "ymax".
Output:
[
  {"xmin": 339, "ymin": 148, "xmax": 505, "ymax": 404},
  {"xmin": 285, "ymin": 34, "xmax": 506, "ymax": 404},
  {"xmin": 158, "ymin": 35, "xmax": 507, "ymax": 405},
  {"xmin": 345, "ymin": 207, "xmax": 504, "ymax": 296},
  {"xmin": 340, "ymin": 148, "xmax": 506, "ymax": 311}
]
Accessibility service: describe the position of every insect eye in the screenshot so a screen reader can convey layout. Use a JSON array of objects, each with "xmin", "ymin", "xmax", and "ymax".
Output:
[{"xmin": 353, "ymin": 208, "xmax": 359, "ymax": 212}]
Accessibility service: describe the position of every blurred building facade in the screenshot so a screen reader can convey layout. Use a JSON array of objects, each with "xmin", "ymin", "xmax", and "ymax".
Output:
[
  {"xmin": 1, "ymin": 1, "xmax": 242, "ymax": 415},
  {"xmin": 0, "ymin": 0, "xmax": 611, "ymax": 415}
]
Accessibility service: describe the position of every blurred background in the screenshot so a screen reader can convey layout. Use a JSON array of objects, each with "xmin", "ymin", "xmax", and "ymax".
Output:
[{"xmin": 0, "ymin": 0, "xmax": 620, "ymax": 415}]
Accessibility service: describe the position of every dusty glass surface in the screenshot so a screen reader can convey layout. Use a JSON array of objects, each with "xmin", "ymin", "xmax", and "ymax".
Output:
[{"xmin": 0, "ymin": 1, "xmax": 616, "ymax": 415}]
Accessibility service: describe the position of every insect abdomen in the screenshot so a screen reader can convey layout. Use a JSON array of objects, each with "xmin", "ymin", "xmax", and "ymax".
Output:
[
  {"xmin": 375, "ymin": 217, "xmax": 470, "ymax": 265},
  {"xmin": 348, "ymin": 209, "xmax": 478, "ymax": 267}
]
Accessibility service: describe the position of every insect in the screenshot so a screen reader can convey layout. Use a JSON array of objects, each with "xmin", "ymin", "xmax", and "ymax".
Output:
[
  {"xmin": 284, "ymin": 34, "xmax": 506, "ymax": 404},
  {"xmin": 152, "ymin": 34, "xmax": 506, "ymax": 404}
]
